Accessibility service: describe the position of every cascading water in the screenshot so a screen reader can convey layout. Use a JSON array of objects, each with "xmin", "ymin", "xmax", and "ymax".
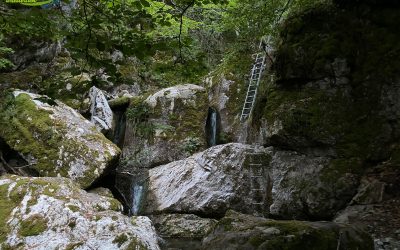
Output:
[
  {"xmin": 210, "ymin": 111, "xmax": 217, "ymax": 146},
  {"xmin": 206, "ymin": 107, "xmax": 219, "ymax": 147},
  {"xmin": 131, "ymin": 183, "xmax": 144, "ymax": 215}
]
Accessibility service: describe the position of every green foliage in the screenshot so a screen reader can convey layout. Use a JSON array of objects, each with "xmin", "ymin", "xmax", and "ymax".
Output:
[
  {"xmin": 180, "ymin": 136, "xmax": 202, "ymax": 154},
  {"xmin": 120, "ymin": 148, "xmax": 151, "ymax": 168},
  {"xmin": 0, "ymin": 34, "xmax": 14, "ymax": 70},
  {"xmin": 126, "ymin": 102, "xmax": 152, "ymax": 122},
  {"xmin": 126, "ymin": 101, "xmax": 156, "ymax": 137}
]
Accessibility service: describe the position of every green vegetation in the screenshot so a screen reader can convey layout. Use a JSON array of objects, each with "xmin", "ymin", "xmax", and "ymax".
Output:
[
  {"xmin": 19, "ymin": 214, "xmax": 48, "ymax": 237},
  {"xmin": 113, "ymin": 233, "xmax": 129, "ymax": 247}
]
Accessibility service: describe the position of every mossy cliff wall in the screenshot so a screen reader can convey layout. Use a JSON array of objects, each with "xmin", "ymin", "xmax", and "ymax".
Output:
[{"xmin": 256, "ymin": 0, "xmax": 400, "ymax": 165}]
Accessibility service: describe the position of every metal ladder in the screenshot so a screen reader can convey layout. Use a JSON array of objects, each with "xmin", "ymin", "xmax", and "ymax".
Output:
[
  {"xmin": 248, "ymin": 151, "xmax": 266, "ymax": 214},
  {"xmin": 240, "ymin": 53, "xmax": 266, "ymax": 122}
]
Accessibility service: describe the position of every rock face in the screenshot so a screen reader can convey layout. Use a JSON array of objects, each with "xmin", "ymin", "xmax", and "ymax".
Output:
[
  {"xmin": 334, "ymin": 164, "xmax": 400, "ymax": 250},
  {"xmin": 202, "ymin": 210, "xmax": 374, "ymax": 250},
  {"xmin": 89, "ymin": 86, "xmax": 113, "ymax": 132},
  {"xmin": 151, "ymin": 214, "xmax": 217, "ymax": 239},
  {"xmin": 151, "ymin": 214, "xmax": 217, "ymax": 250},
  {"xmin": 206, "ymin": 71, "xmax": 249, "ymax": 144},
  {"xmin": 0, "ymin": 91, "xmax": 121, "ymax": 188},
  {"xmin": 0, "ymin": 175, "xmax": 160, "ymax": 250},
  {"xmin": 143, "ymin": 143, "xmax": 358, "ymax": 220},
  {"xmin": 120, "ymin": 84, "xmax": 208, "ymax": 170},
  {"xmin": 144, "ymin": 143, "xmax": 270, "ymax": 217},
  {"xmin": 268, "ymin": 149, "xmax": 359, "ymax": 220}
]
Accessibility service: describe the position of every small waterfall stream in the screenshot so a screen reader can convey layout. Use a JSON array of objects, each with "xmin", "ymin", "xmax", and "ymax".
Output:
[
  {"xmin": 206, "ymin": 107, "xmax": 219, "ymax": 147},
  {"xmin": 112, "ymin": 115, "xmax": 149, "ymax": 216},
  {"xmin": 131, "ymin": 184, "xmax": 144, "ymax": 215}
]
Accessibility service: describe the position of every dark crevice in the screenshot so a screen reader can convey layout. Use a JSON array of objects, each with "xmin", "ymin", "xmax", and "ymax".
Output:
[
  {"xmin": 0, "ymin": 137, "xmax": 39, "ymax": 177},
  {"xmin": 85, "ymin": 169, "xmax": 131, "ymax": 215},
  {"xmin": 142, "ymin": 209, "xmax": 227, "ymax": 220}
]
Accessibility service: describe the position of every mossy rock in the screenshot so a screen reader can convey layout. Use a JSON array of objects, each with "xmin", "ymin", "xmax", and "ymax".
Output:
[
  {"xmin": 203, "ymin": 210, "xmax": 374, "ymax": 250},
  {"xmin": 0, "ymin": 175, "xmax": 159, "ymax": 249},
  {"xmin": 257, "ymin": 2, "xmax": 400, "ymax": 164},
  {"xmin": 0, "ymin": 91, "xmax": 120, "ymax": 188},
  {"xmin": 120, "ymin": 84, "xmax": 208, "ymax": 170}
]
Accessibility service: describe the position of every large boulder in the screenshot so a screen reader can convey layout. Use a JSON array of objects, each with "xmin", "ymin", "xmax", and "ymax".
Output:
[
  {"xmin": 120, "ymin": 84, "xmax": 208, "ymax": 170},
  {"xmin": 0, "ymin": 175, "xmax": 160, "ymax": 250},
  {"xmin": 151, "ymin": 214, "xmax": 217, "ymax": 249},
  {"xmin": 202, "ymin": 210, "xmax": 374, "ymax": 250},
  {"xmin": 151, "ymin": 214, "xmax": 217, "ymax": 239},
  {"xmin": 144, "ymin": 143, "xmax": 270, "ymax": 217},
  {"xmin": 143, "ymin": 143, "xmax": 359, "ymax": 220},
  {"xmin": 0, "ymin": 91, "xmax": 121, "ymax": 188}
]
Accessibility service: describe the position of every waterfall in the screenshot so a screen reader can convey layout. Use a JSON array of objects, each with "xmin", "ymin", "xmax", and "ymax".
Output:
[
  {"xmin": 210, "ymin": 111, "xmax": 217, "ymax": 146},
  {"xmin": 206, "ymin": 108, "xmax": 219, "ymax": 147},
  {"xmin": 131, "ymin": 184, "xmax": 144, "ymax": 216}
]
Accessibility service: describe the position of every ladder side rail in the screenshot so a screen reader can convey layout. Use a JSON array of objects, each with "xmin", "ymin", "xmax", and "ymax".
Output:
[
  {"xmin": 241, "ymin": 63, "xmax": 258, "ymax": 120},
  {"xmin": 248, "ymin": 56, "xmax": 266, "ymax": 117}
]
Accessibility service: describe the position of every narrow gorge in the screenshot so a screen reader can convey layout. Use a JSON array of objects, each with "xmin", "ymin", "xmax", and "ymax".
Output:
[{"xmin": 0, "ymin": 0, "xmax": 399, "ymax": 249}]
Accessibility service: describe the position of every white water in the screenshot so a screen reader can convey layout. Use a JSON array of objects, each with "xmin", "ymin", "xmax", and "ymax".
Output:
[
  {"xmin": 209, "ymin": 110, "xmax": 217, "ymax": 146},
  {"xmin": 132, "ymin": 184, "xmax": 144, "ymax": 215}
]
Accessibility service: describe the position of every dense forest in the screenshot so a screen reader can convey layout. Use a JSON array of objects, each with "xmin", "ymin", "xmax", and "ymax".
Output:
[{"xmin": 0, "ymin": 0, "xmax": 399, "ymax": 249}]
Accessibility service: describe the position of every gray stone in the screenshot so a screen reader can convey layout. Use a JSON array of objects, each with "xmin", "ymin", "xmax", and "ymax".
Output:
[
  {"xmin": 150, "ymin": 214, "xmax": 217, "ymax": 239},
  {"xmin": 89, "ymin": 86, "xmax": 113, "ymax": 132},
  {"xmin": 144, "ymin": 143, "xmax": 269, "ymax": 216},
  {"xmin": 202, "ymin": 210, "xmax": 374, "ymax": 250},
  {"xmin": 0, "ymin": 175, "xmax": 160, "ymax": 250},
  {"xmin": 268, "ymin": 148, "xmax": 359, "ymax": 219}
]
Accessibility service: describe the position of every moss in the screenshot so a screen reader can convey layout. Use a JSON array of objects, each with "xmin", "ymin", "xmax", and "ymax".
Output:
[
  {"xmin": 258, "ymin": 1, "xmax": 399, "ymax": 161},
  {"xmin": 0, "ymin": 92, "xmax": 120, "ymax": 188},
  {"xmin": 262, "ymin": 83, "xmax": 386, "ymax": 161},
  {"xmin": 208, "ymin": 52, "xmax": 254, "ymax": 117},
  {"xmin": 320, "ymin": 158, "xmax": 363, "ymax": 183},
  {"xmin": 125, "ymin": 238, "xmax": 147, "ymax": 250},
  {"xmin": 68, "ymin": 220, "xmax": 76, "ymax": 229},
  {"xmin": 0, "ymin": 182, "xmax": 17, "ymax": 243},
  {"xmin": 0, "ymin": 93, "xmax": 63, "ymax": 175},
  {"xmin": 19, "ymin": 214, "xmax": 48, "ymax": 237},
  {"xmin": 108, "ymin": 198, "xmax": 123, "ymax": 212},
  {"xmin": 108, "ymin": 96, "xmax": 131, "ymax": 109},
  {"xmin": 67, "ymin": 205, "xmax": 80, "ymax": 212},
  {"xmin": 65, "ymin": 242, "xmax": 83, "ymax": 250},
  {"xmin": 113, "ymin": 233, "xmax": 128, "ymax": 247},
  {"xmin": 218, "ymin": 211, "xmax": 344, "ymax": 250}
]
